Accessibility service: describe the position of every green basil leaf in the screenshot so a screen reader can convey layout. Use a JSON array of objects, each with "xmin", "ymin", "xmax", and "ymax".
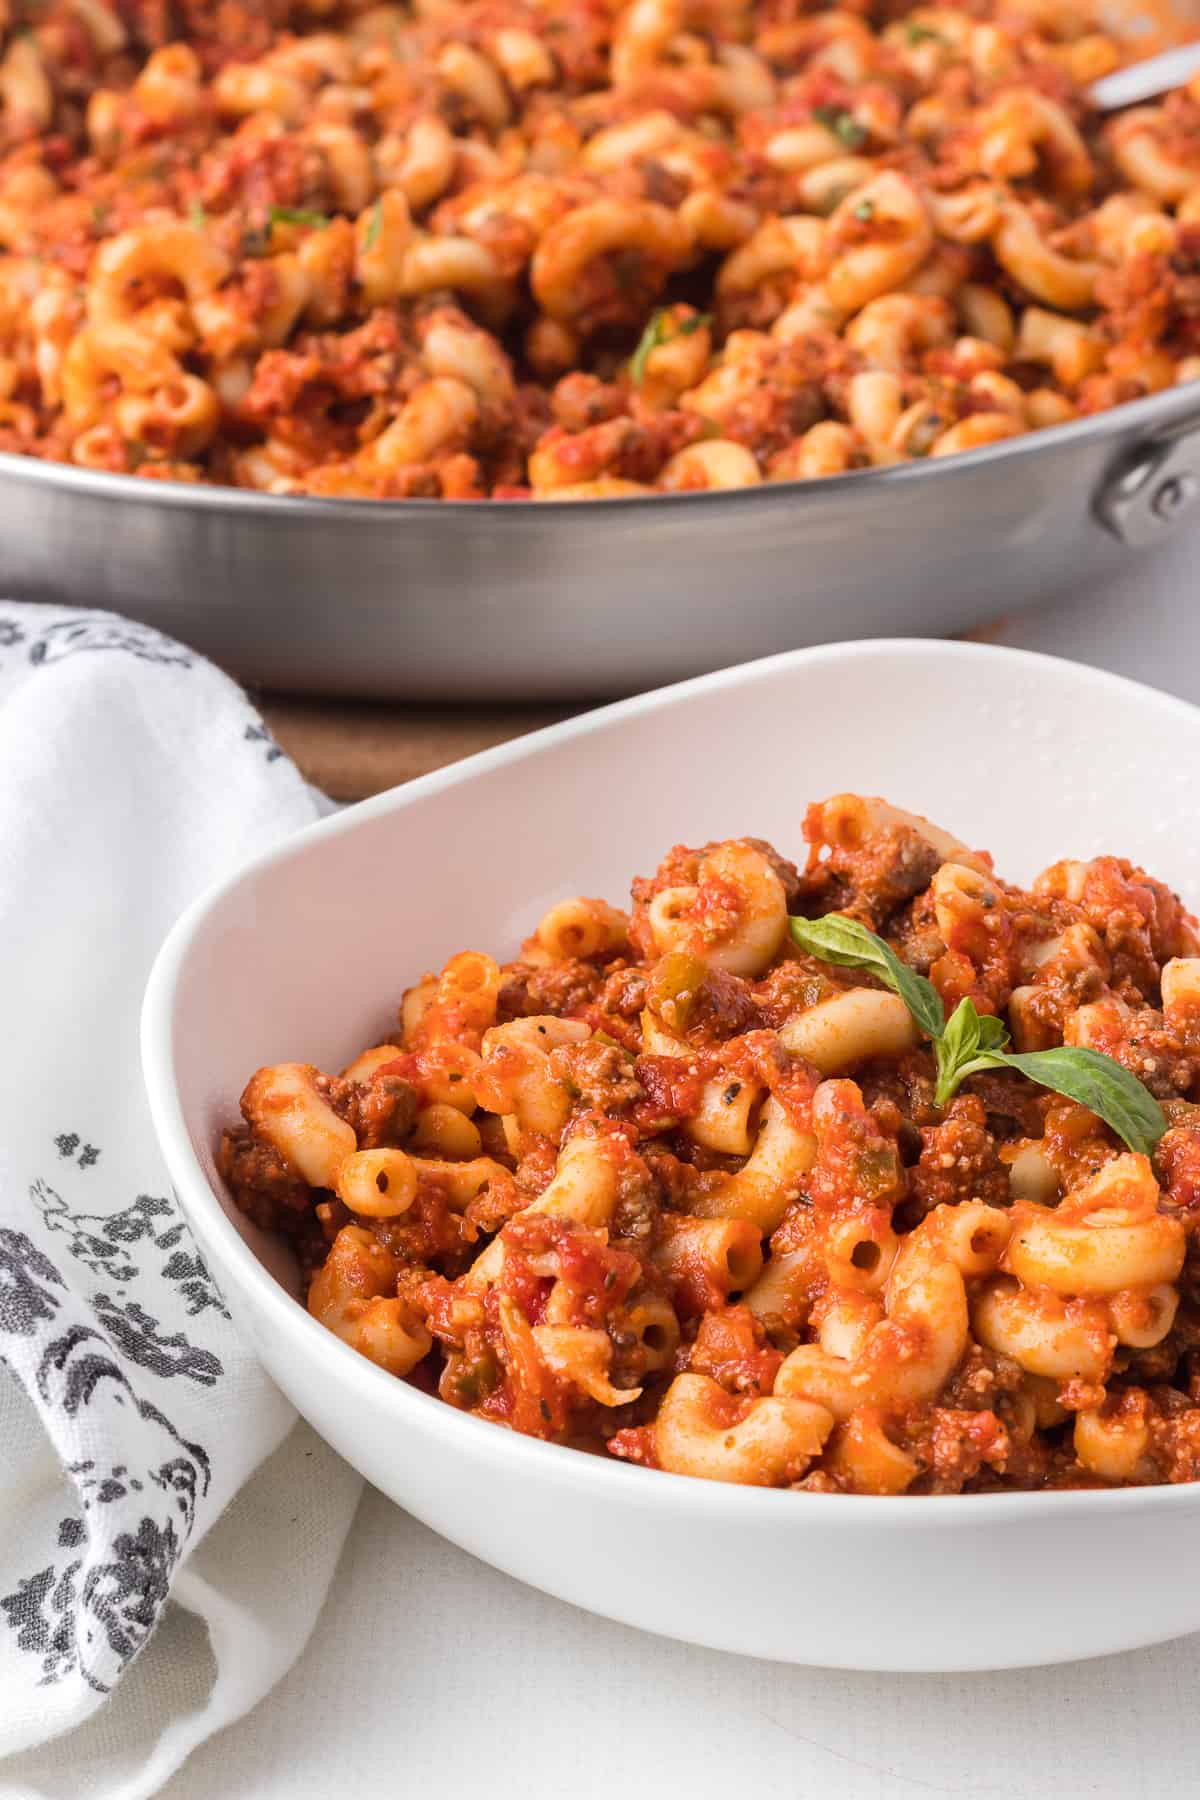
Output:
[
  {"xmin": 629, "ymin": 310, "xmax": 711, "ymax": 386},
  {"xmin": 933, "ymin": 999, "xmax": 1010, "ymax": 1105},
  {"xmin": 989, "ymin": 1046, "xmax": 1167, "ymax": 1158},
  {"xmin": 939, "ymin": 996, "xmax": 980, "ymax": 1062},
  {"xmin": 363, "ymin": 198, "xmax": 383, "ymax": 251},
  {"xmin": 934, "ymin": 998, "xmax": 978, "ymax": 1104},
  {"xmin": 813, "ymin": 105, "xmax": 867, "ymax": 151},
  {"xmin": 268, "ymin": 205, "xmax": 330, "ymax": 229},
  {"xmin": 790, "ymin": 916, "xmax": 1165, "ymax": 1152},
  {"xmin": 787, "ymin": 915, "xmax": 1164, "ymax": 1152},
  {"xmin": 630, "ymin": 310, "xmax": 670, "ymax": 386},
  {"xmin": 976, "ymin": 1012, "xmax": 1010, "ymax": 1052},
  {"xmin": 788, "ymin": 913, "xmax": 946, "ymax": 1041}
]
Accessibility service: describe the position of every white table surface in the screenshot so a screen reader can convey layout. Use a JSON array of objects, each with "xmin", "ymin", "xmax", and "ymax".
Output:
[{"xmin": 163, "ymin": 528, "xmax": 1200, "ymax": 1800}]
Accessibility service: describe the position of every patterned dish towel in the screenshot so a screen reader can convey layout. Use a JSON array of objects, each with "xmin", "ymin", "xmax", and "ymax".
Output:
[{"xmin": 0, "ymin": 608, "xmax": 362, "ymax": 1798}]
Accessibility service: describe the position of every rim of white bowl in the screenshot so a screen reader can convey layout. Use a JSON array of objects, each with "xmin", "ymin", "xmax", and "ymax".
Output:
[{"xmin": 142, "ymin": 636, "xmax": 1200, "ymax": 1525}]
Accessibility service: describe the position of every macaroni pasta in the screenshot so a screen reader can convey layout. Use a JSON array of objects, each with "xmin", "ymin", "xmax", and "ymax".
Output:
[
  {"xmin": 220, "ymin": 795, "xmax": 1200, "ymax": 1493},
  {"xmin": 0, "ymin": 0, "xmax": 1197, "ymax": 496}
]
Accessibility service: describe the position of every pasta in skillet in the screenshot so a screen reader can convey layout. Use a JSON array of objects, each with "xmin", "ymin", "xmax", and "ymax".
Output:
[
  {"xmin": 220, "ymin": 795, "xmax": 1200, "ymax": 1494},
  {"xmin": 0, "ymin": 0, "xmax": 1198, "ymax": 496}
]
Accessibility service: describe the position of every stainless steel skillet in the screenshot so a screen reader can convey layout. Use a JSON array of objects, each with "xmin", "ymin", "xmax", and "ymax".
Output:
[{"xmin": 2, "ymin": 377, "xmax": 1198, "ymax": 699}]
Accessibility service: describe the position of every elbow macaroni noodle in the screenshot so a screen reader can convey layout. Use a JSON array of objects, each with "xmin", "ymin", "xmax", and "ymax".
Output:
[
  {"xmin": 220, "ymin": 798, "xmax": 1200, "ymax": 1493},
  {"xmin": 0, "ymin": 0, "xmax": 1196, "ymax": 494}
]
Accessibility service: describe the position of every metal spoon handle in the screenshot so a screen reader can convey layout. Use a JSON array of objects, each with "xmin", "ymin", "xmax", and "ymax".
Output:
[{"xmin": 1089, "ymin": 40, "xmax": 1200, "ymax": 111}]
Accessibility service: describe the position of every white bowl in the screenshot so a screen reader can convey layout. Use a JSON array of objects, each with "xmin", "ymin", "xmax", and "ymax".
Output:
[{"xmin": 142, "ymin": 640, "xmax": 1200, "ymax": 1673}]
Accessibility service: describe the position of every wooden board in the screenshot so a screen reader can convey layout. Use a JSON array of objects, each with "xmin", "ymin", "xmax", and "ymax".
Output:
[{"xmin": 261, "ymin": 697, "xmax": 574, "ymax": 800}]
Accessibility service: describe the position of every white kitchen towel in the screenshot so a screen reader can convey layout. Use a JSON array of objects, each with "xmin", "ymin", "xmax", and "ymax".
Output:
[{"xmin": 0, "ymin": 606, "xmax": 362, "ymax": 1796}]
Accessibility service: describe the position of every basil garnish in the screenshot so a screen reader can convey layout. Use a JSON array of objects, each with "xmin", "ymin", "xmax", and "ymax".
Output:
[
  {"xmin": 629, "ymin": 309, "xmax": 712, "ymax": 386},
  {"xmin": 788, "ymin": 913, "xmax": 1167, "ymax": 1156},
  {"xmin": 268, "ymin": 206, "xmax": 330, "ymax": 229},
  {"xmin": 789, "ymin": 913, "xmax": 945, "ymax": 1042},
  {"xmin": 813, "ymin": 106, "xmax": 868, "ymax": 151}
]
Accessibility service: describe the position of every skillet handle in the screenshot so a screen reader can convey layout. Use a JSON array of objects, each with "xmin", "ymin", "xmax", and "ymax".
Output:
[{"xmin": 1095, "ymin": 413, "xmax": 1200, "ymax": 548}]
